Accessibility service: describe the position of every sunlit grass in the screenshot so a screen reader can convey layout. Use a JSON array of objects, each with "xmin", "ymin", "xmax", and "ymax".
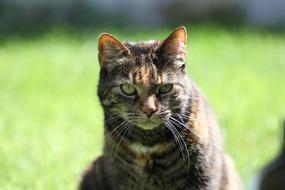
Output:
[{"xmin": 0, "ymin": 25, "xmax": 284, "ymax": 189}]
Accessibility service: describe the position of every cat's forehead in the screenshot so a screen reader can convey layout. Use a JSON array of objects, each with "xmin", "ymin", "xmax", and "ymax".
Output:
[
  {"xmin": 130, "ymin": 64, "xmax": 166, "ymax": 86},
  {"xmin": 103, "ymin": 40, "xmax": 182, "ymax": 86},
  {"xmin": 124, "ymin": 41, "xmax": 161, "ymax": 70},
  {"xmin": 124, "ymin": 41, "xmax": 161, "ymax": 56},
  {"xmin": 123, "ymin": 41, "xmax": 168, "ymax": 86}
]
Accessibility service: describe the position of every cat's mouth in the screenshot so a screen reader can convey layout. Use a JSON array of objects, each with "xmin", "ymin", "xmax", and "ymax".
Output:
[{"xmin": 124, "ymin": 111, "xmax": 171, "ymax": 130}]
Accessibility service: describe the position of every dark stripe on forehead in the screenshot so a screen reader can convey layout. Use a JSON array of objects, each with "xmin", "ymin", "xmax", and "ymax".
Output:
[{"xmin": 132, "ymin": 63, "xmax": 157, "ymax": 86}]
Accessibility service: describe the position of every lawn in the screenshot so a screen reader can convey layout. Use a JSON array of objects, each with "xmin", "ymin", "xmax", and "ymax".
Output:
[{"xmin": 0, "ymin": 25, "xmax": 285, "ymax": 189}]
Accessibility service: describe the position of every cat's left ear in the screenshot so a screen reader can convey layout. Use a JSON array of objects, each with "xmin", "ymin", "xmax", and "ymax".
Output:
[
  {"xmin": 98, "ymin": 33, "xmax": 130, "ymax": 68},
  {"xmin": 157, "ymin": 26, "xmax": 187, "ymax": 67}
]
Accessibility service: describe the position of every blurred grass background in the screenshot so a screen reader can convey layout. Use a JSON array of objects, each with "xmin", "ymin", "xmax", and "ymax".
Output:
[{"xmin": 0, "ymin": 25, "xmax": 285, "ymax": 189}]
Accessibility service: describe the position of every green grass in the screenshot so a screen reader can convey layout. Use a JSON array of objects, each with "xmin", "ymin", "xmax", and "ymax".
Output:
[{"xmin": 0, "ymin": 25, "xmax": 285, "ymax": 189}]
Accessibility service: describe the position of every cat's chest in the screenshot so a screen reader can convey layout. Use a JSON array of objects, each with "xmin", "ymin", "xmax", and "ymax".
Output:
[
  {"xmin": 108, "ymin": 129, "xmax": 194, "ymax": 172},
  {"xmin": 127, "ymin": 142, "xmax": 174, "ymax": 170},
  {"xmin": 121, "ymin": 140, "xmax": 194, "ymax": 180},
  {"xmin": 106, "ymin": 132, "xmax": 212, "ymax": 190},
  {"xmin": 113, "ymin": 141, "xmax": 210, "ymax": 190},
  {"xmin": 129, "ymin": 142, "xmax": 163, "ymax": 155}
]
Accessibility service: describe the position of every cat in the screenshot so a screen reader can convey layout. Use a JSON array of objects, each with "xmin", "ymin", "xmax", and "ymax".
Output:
[
  {"xmin": 257, "ymin": 119, "xmax": 285, "ymax": 190},
  {"xmin": 79, "ymin": 26, "xmax": 243, "ymax": 190}
]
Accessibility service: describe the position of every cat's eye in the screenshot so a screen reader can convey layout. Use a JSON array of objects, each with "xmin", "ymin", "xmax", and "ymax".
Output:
[
  {"xmin": 120, "ymin": 84, "xmax": 136, "ymax": 95},
  {"xmin": 159, "ymin": 84, "xmax": 173, "ymax": 94}
]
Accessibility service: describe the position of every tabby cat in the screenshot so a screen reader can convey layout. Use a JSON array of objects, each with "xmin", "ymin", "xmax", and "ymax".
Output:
[{"xmin": 79, "ymin": 26, "xmax": 243, "ymax": 190}]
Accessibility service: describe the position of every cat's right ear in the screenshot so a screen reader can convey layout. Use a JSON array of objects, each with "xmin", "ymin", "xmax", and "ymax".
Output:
[
  {"xmin": 157, "ymin": 26, "xmax": 187, "ymax": 69},
  {"xmin": 98, "ymin": 33, "xmax": 130, "ymax": 67}
]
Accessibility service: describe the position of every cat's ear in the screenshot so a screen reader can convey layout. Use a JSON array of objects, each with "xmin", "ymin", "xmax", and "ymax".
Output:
[
  {"xmin": 157, "ymin": 26, "xmax": 187, "ymax": 67},
  {"xmin": 98, "ymin": 33, "xmax": 130, "ymax": 67}
]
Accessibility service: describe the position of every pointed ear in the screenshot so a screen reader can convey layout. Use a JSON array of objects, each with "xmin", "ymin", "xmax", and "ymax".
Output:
[
  {"xmin": 157, "ymin": 26, "xmax": 187, "ymax": 66},
  {"xmin": 98, "ymin": 33, "xmax": 130, "ymax": 67}
]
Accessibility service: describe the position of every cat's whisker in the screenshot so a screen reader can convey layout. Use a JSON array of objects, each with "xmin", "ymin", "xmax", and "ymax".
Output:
[
  {"xmin": 127, "ymin": 114, "xmax": 140, "ymax": 117},
  {"xmin": 173, "ymin": 113, "xmax": 223, "ymax": 152},
  {"xmin": 168, "ymin": 118, "xmax": 191, "ymax": 170},
  {"xmin": 114, "ymin": 123, "xmax": 132, "ymax": 154},
  {"xmin": 164, "ymin": 121, "xmax": 186, "ymax": 161},
  {"xmin": 170, "ymin": 105, "xmax": 185, "ymax": 110},
  {"xmin": 165, "ymin": 120, "xmax": 188, "ymax": 162},
  {"xmin": 166, "ymin": 121, "xmax": 185, "ymax": 159},
  {"xmin": 157, "ymin": 112, "xmax": 171, "ymax": 118},
  {"xmin": 171, "ymin": 114, "xmax": 206, "ymax": 137},
  {"xmin": 104, "ymin": 120, "xmax": 127, "ymax": 143},
  {"xmin": 111, "ymin": 122, "xmax": 130, "ymax": 155},
  {"xmin": 104, "ymin": 115, "xmax": 121, "ymax": 123},
  {"xmin": 104, "ymin": 120, "xmax": 125, "ymax": 136}
]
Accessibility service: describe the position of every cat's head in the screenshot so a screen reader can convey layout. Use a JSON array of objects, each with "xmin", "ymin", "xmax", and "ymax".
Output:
[{"xmin": 97, "ymin": 27, "xmax": 190, "ymax": 130}]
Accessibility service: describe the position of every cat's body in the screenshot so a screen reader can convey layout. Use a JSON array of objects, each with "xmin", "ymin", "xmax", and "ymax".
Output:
[{"xmin": 79, "ymin": 27, "xmax": 242, "ymax": 190}]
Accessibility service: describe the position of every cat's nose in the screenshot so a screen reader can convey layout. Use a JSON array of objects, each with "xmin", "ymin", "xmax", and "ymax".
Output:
[
  {"xmin": 141, "ymin": 107, "xmax": 158, "ymax": 118},
  {"xmin": 140, "ymin": 95, "xmax": 158, "ymax": 118}
]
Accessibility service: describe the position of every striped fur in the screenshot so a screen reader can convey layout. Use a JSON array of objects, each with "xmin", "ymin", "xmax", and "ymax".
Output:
[{"xmin": 79, "ymin": 27, "xmax": 243, "ymax": 190}]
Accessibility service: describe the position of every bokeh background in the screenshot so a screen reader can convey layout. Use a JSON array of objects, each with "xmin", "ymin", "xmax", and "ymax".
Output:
[{"xmin": 0, "ymin": 0, "xmax": 285, "ymax": 189}]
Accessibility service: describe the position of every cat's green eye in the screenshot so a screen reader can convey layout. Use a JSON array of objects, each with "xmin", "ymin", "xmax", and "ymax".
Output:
[
  {"xmin": 120, "ymin": 84, "xmax": 136, "ymax": 95},
  {"xmin": 159, "ymin": 84, "xmax": 173, "ymax": 94}
]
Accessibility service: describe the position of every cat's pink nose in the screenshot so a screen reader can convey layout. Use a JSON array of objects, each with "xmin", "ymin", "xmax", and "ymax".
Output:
[
  {"xmin": 141, "ymin": 107, "xmax": 158, "ymax": 118},
  {"xmin": 140, "ymin": 95, "xmax": 158, "ymax": 118}
]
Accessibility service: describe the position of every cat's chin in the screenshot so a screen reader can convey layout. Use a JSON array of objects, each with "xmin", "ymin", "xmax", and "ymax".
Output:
[{"xmin": 136, "ymin": 121, "xmax": 161, "ymax": 130}]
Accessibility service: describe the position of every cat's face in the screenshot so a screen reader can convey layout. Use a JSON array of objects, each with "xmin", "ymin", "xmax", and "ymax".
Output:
[{"xmin": 98, "ymin": 27, "xmax": 189, "ymax": 130}]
